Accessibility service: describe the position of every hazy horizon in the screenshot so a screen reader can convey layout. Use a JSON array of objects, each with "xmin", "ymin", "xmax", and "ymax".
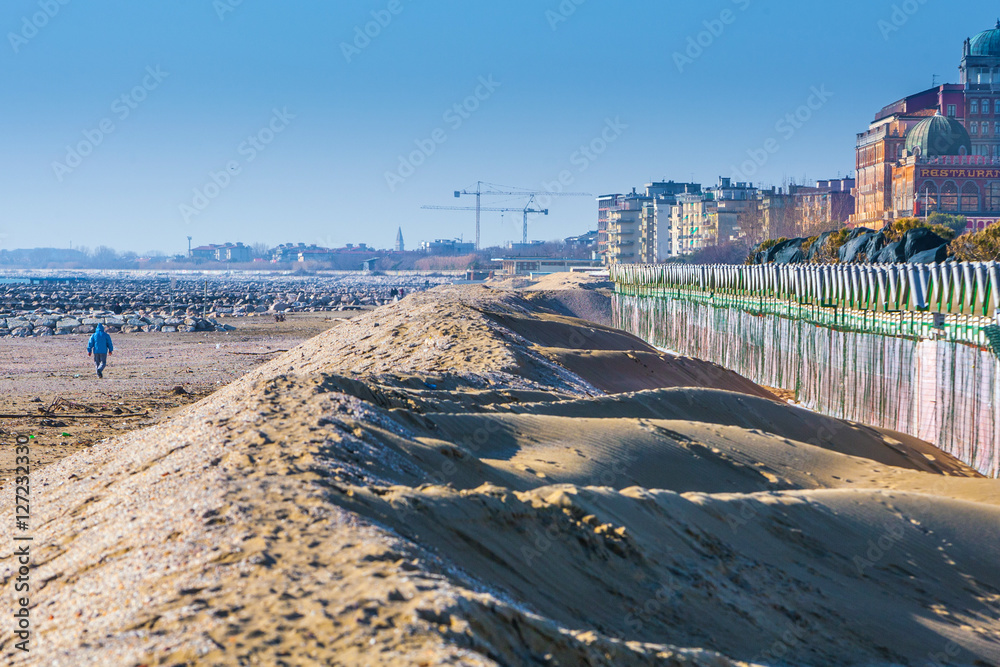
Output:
[{"xmin": 2, "ymin": 0, "xmax": 996, "ymax": 254}]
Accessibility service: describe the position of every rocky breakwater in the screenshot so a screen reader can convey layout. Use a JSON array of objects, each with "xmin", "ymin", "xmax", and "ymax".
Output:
[
  {"xmin": 0, "ymin": 273, "xmax": 455, "ymax": 338},
  {"xmin": 0, "ymin": 312, "xmax": 235, "ymax": 338}
]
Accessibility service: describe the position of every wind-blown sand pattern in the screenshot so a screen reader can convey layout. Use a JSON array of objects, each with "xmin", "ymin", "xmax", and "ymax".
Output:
[{"xmin": 2, "ymin": 279, "xmax": 998, "ymax": 666}]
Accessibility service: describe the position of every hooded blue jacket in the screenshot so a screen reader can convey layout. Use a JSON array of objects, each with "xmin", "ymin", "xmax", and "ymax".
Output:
[{"xmin": 87, "ymin": 325, "xmax": 114, "ymax": 354}]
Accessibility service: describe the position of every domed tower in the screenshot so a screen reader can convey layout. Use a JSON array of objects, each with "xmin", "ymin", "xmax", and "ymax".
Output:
[
  {"xmin": 904, "ymin": 113, "xmax": 973, "ymax": 157},
  {"xmin": 961, "ymin": 20, "xmax": 1000, "ymax": 85}
]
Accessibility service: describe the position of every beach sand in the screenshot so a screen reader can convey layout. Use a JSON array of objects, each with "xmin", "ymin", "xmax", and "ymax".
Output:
[
  {"xmin": 0, "ymin": 312, "xmax": 357, "ymax": 483},
  {"xmin": 0, "ymin": 278, "xmax": 997, "ymax": 666}
]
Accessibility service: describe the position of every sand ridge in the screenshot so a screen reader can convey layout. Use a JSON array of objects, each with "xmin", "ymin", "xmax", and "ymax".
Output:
[{"xmin": 0, "ymin": 283, "xmax": 997, "ymax": 666}]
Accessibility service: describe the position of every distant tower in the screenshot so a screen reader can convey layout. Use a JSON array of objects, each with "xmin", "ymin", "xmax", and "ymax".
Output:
[
  {"xmin": 395, "ymin": 227, "xmax": 405, "ymax": 252},
  {"xmin": 187, "ymin": 236, "xmax": 193, "ymax": 257}
]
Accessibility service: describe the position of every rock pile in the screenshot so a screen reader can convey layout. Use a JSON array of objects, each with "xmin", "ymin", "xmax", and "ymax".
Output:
[
  {"xmin": 0, "ymin": 273, "xmax": 454, "ymax": 338},
  {"xmin": 0, "ymin": 313, "xmax": 234, "ymax": 338},
  {"xmin": 750, "ymin": 226, "xmax": 952, "ymax": 265}
]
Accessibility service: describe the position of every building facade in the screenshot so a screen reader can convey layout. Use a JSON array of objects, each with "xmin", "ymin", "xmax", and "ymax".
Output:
[
  {"xmin": 669, "ymin": 193, "xmax": 718, "ymax": 256},
  {"xmin": 420, "ymin": 239, "xmax": 475, "ymax": 255},
  {"xmin": 852, "ymin": 20, "xmax": 1000, "ymax": 229},
  {"xmin": 706, "ymin": 178, "xmax": 756, "ymax": 244},
  {"xmin": 190, "ymin": 243, "xmax": 252, "ymax": 262},
  {"xmin": 596, "ymin": 194, "xmax": 622, "ymax": 260},
  {"xmin": 891, "ymin": 114, "xmax": 1000, "ymax": 230},
  {"xmin": 795, "ymin": 178, "xmax": 856, "ymax": 235},
  {"xmin": 605, "ymin": 189, "xmax": 647, "ymax": 265}
]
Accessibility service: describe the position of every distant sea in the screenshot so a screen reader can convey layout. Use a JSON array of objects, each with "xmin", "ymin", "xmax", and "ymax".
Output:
[{"xmin": 0, "ymin": 278, "xmax": 29, "ymax": 284}]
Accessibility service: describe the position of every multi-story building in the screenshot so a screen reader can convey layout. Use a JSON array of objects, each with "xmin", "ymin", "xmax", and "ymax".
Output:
[
  {"xmin": 596, "ymin": 194, "xmax": 622, "ymax": 260},
  {"xmin": 755, "ymin": 187, "xmax": 797, "ymax": 240},
  {"xmin": 190, "ymin": 242, "xmax": 252, "ymax": 262},
  {"xmin": 653, "ymin": 196, "xmax": 676, "ymax": 260},
  {"xmin": 564, "ymin": 230, "xmax": 599, "ymax": 250},
  {"xmin": 852, "ymin": 19, "xmax": 1000, "ymax": 228},
  {"xmin": 646, "ymin": 181, "xmax": 700, "ymax": 262},
  {"xmin": 217, "ymin": 243, "xmax": 252, "ymax": 263},
  {"xmin": 190, "ymin": 245, "xmax": 219, "ymax": 261},
  {"xmin": 706, "ymin": 178, "xmax": 756, "ymax": 244},
  {"xmin": 851, "ymin": 101, "xmax": 944, "ymax": 228},
  {"xmin": 638, "ymin": 200, "xmax": 657, "ymax": 263},
  {"xmin": 890, "ymin": 114, "xmax": 1000, "ymax": 231},
  {"xmin": 794, "ymin": 178, "xmax": 856, "ymax": 235},
  {"xmin": 605, "ymin": 189, "xmax": 648, "ymax": 265},
  {"xmin": 421, "ymin": 239, "xmax": 475, "ymax": 255},
  {"xmin": 669, "ymin": 193, "xmax": 718, "ymax": 256}
]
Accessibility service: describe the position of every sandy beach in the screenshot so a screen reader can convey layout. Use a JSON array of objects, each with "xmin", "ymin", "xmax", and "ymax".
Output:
[
  {"xmin": 0, "ymin": 312, "xmax": 359, "ymax": 484},
  {"xmin": 0, "ymin": 276, "xmax": 997, "ymax": 666}
]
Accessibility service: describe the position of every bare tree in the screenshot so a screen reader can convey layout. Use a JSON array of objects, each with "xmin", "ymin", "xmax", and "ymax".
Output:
[
  {"xmin": 90, "ymin": 246, "xmax": 119, "ymax": 269},
  {"xmin": 251, "ymin": 242, "xmax": 271, "ymax": 259}
]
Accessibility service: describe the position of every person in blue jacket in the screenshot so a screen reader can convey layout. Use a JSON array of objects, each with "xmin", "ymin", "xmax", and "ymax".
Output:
[{"xmin": 87, "ymin": 324, "xmax": 114, "ymax": 378}]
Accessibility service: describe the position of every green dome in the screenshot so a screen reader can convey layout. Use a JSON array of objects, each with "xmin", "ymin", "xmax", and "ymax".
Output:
[
  {"xmin": 970, "ymin": 21, "xmax": 1000, "ymax": 56},
  {"xmin": 904, "ymin": 115, "xmax": 972, "ymax": 157}
]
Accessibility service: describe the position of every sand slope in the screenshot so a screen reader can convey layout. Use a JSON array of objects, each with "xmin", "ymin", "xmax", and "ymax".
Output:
[{"xmin": 1, "ymin": 285, "xmax": 997, "ymax": 666}]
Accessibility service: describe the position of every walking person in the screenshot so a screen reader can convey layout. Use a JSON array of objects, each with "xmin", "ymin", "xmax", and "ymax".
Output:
[{"xmin": 87, "ymin": 323, "xmax": 114, "ymax": 378}]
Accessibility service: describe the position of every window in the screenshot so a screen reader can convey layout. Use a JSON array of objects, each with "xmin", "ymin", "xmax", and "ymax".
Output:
[
  {"xmin": 995, "ymin": 100, "xmax": 1000, "ymax": 114},
  {"xmin": 984, "ymin": 121, "xmax": 991, "ymax": 135},
  {"xmin": 948, "ymin": 104, "xmax": 957, "ymax": 117},
  {"xmin": 941, "ymin": 181, "xmax": 959, "ymax": 211},
  {"xmin": 921, "ymin": 182, "xmax": 939, "ymax": 211},
  {"xmin": 985, "ymin": 99, "xmax": 992, "ymax": 114},
  {"xmin": 995, "ymin": 122, "xmax": 1000, "ymax": 135},
  {"xmin": 972, "ymin": 122, "xmax": 979, "ymax": 134},
  {"xmin": 988, "ymin": 182, "xmax": 1000, "ymax": 211},
  {"xmin": 962, "ymin": 182, "xmax": 980, "ymax": 211},
  {"xmin": 972, "ymin": 100, "xmax": 980, "ymax": 114}
]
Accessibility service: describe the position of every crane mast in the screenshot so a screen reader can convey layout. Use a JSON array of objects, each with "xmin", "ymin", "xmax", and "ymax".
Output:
[{"xmin": 449, "ymin": 182, "xmax": 591, "ymax": 249}]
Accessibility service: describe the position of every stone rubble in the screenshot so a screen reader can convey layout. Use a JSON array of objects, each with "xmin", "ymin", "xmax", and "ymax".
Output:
[{"xmin": 0, "ymin": 273, "xmax": 456, "ymax": 338}]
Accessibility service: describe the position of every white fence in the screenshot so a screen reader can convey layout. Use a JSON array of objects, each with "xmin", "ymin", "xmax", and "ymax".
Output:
[{"xmin": 611, "ymin": 262, "xmax": 1000, "ymax": 317}]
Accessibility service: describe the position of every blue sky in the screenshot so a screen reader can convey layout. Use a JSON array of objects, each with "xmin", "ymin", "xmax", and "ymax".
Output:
[{"xmin": 1, "ymin": 0, "xmax": 997, "ymax": 254}]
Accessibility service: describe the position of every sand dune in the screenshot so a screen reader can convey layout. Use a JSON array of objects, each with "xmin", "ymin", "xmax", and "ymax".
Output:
[{"xmin": 1, "ymin": 284, "xmax": 997, "ymax": 666}]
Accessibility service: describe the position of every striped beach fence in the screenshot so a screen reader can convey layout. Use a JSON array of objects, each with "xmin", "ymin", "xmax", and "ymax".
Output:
[{"xmin": 611, "ymin": 262, "xmax": 1000, "ymax": 478}]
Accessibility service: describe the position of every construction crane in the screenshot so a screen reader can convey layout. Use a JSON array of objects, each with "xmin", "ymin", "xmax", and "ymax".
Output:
[
  {"xmin": 422, "ymin": 201, "xmax": 549, "ymax": 245},
  {"xmin": 450, "ymin": 181, "xmax": 591, "ymax": 249}
]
